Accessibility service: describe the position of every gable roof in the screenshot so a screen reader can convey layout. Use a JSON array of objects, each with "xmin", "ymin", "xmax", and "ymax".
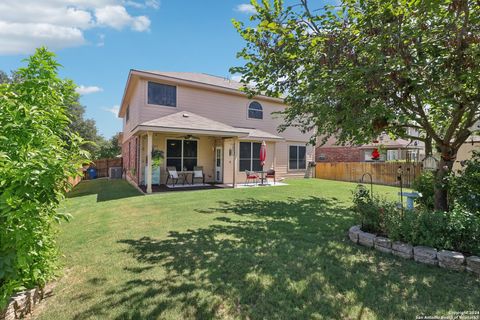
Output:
[{"xmin": 145, "ymin": 71, "xmax": 245, "ymax": 91}]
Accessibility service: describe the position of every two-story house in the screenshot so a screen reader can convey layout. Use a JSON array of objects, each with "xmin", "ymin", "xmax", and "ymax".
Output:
[{"xmin": 118, "ymin": 70, "xmax": 314, "ymax": 193}]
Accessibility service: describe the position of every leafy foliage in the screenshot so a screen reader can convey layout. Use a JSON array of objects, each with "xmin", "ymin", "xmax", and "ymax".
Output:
[
  {"xmin": 450, "ymin": 150, "xmax": 480, "ymax": 213},
  {"xmin": 233, "ymin": 0, "xmax": 480, "ymax": 210},
  {"xmin": 352, "ymin": 187, "xmax": 480, "ymax": 255},
  {"xmin": 0, "ymin": 48, "xmax": 86, "ymax": 307},
  {"xmin": 96, "ymin": 133, "xmax": 122, "ymax": 159},
  {"xmin": 411, "ymin": 171, "xmax": 435, "ymax": 210},
  {"xmin": 67, "ymin": 100, "xmax": 102, "ymax": 156},
  {"xmin": 352, "ymin": 185, "xmax": 396, "ymax": 234}
]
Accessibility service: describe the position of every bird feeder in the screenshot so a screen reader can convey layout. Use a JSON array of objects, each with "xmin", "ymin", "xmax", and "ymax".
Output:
[{"xmin": 422, "ymin": 155, "xmax": 439, "ymax": 171}]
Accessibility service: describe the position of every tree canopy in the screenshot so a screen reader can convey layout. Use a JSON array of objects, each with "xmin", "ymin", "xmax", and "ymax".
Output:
[{"xmin": 232, "ymin": 0, "xmax": 480, "ymax": 210}]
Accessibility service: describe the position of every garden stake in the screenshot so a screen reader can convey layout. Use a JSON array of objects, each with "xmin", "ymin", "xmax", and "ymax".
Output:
[
  {"xmin": 397, "ymin": 166, "xmax": 404, "ymax": 217},
  {"xmin": 361, "ymin": 172, "xmax": 373, "ymax": 197}
]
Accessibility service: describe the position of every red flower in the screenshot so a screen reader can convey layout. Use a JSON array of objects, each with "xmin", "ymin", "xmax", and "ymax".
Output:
[{"xmin": 372, "ymin": 148, "xmax": 380, "ymax": 160}]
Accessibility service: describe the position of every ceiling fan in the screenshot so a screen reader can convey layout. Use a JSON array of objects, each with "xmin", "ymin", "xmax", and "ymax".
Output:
[{"xmin": 179, "ymin": 134, "xmax": 200, "ymax": 140}]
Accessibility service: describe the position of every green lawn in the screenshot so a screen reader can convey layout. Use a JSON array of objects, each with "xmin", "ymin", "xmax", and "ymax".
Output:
[{"xmin": 36, "ymin": 179, "xmax": 479, "ymax": 320}]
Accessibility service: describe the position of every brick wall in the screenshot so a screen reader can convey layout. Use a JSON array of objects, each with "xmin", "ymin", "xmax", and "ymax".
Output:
[
  {"xmin": 122, "ymin": 136, "xmax": 139, "ymax": 184},
  {"xmin": 315, "ymin": 146, "xmax": 363, "ymax": 162}
]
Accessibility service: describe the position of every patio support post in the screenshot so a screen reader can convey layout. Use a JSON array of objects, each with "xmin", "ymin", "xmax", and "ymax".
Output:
[
  {"xmin": 146, "ymin": 131, "xmax": 153, "ymax": 194},
  {"xmin": 233, "ymin": 137, "xmax": 238, "ymax": 188}
]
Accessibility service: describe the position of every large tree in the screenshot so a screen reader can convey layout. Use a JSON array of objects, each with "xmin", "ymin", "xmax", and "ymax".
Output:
[
  {"xmin": 97, "ymin": 133, "xmax": 122, "ymax": 159},
  {"xmin": 67, "ymin": 98, "xmax": 103, "ymax": 157},
  {"xmin": 232, "ymin": 0, "xmax": 480, "ymax": 211}
]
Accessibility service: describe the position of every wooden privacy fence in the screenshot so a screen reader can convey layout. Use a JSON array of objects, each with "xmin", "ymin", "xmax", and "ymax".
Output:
[
  {"xmin": 315, "ymin": 162, "xmax": 422, "ymax": 187},
  {"xmin": 89, "ymin": 158, "xmax": 123, "ymax": 178}
]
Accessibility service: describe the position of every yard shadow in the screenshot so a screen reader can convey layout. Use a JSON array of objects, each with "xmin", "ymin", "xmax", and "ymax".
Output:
[
  {"xmin": 67, "ymin": 179, "xmax": 143, "ymax": 202},
  {"xmin": 74, "ymin": 196, "xmax": 480, "ymax": 319}
]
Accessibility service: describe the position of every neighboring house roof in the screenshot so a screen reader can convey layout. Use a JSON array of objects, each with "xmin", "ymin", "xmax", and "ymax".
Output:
[
  {"xmin": 135, "ymin": 111, "xmax": 248, "ymax": 137},
  {"xmin": 361, "ymin": 137, "xmax": 422, "ymax": 149},
  {"xmin": 317, "ymin": 134, "xmax": 422, "ymax": 149}
]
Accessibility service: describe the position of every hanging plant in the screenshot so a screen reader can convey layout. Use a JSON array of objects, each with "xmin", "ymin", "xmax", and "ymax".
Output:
[{"xmin": 152, "ymin": 149, "xmax": 165, "ymax": 167}]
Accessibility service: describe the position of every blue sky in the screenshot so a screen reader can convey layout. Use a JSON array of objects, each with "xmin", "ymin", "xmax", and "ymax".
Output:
[{"xmin": 0, "ymin": 1, "xmax": 332, "ymax": 138}]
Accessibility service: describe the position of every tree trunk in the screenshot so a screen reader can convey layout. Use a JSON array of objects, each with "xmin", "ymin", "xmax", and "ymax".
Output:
[
  {"xmin": 425, "ymin": 135, "xmax": 432, "ymax": 156},
  {"xmin": 433, "ymin": 148, "xmax": 455, "ymax": 212}
]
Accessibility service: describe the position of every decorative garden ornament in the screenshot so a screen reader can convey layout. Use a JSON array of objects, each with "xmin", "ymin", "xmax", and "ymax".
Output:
[{"xmin": 371, "ymin": 148, "xmax": 380, "ymax": 160}]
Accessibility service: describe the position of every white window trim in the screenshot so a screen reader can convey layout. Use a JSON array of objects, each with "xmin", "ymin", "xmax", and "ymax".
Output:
[
  {"xmin": 288, "ymin": 145, "xmax": 307, "ymax": 171},
  {"xmin": 246, "ymin": 101, "xmax": 263, "ymax": 120},
  {"xmin": 165, "ymin": 138, "xmax": 199, "ymax": 171},
  {"xmin": 145, "ymin": 81, "xmax": 178, "ymax": 109},
  {"xmin": 387, "ymin": 150, "xmax": 399, "ymax": 161}
]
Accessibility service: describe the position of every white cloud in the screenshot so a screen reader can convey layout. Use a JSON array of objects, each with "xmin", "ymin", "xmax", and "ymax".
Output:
[
  {"xmin": 235, "ymin": 4, "xmax": 257, "ymax": 14},
  {"xmin": 96, "ymin": 33, "xmax": 106, "ymax": 47},
  {"xmin": 0, "ymin": 21, "xmax": 85, "ymax": 54},
  {"xmin": 76, "ymin": 85, "xmax": 103, "ymax": 95},
  {"xmin": 0, "ymin": 0, "xmax": 158, "ymax": 55},
  {"xmin": 95, "ymin": 5, "xmax": 150, "ymax": 31},
  {"xmin": 103, "ymin": 105, "xmax": 120, "ymax": 117},
  {"xmin": 124, "ymin": 0, "xmax": 160, "ymax": 9}
]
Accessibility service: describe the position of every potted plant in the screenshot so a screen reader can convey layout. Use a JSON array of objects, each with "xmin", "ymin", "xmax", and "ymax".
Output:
[{"xmin": 146, "ymin": 149, "xmax": 164, "ymax": 185}]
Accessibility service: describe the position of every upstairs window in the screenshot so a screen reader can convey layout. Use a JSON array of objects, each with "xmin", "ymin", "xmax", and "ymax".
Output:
[
  {"xmin": 148, "ymin": 82, "xmax": 177, "ymax": 107},
  {"xmin": 126, "ymin": 105, "xmax": 130, "ymax": 122},
  {"xmin": 248, "ymin": 101, "xmax": 263, "ymax": 119}
]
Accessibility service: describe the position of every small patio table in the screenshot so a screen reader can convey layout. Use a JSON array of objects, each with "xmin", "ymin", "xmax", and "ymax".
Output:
[
  {"xmin": 178, "ymin": 171, "xmax": 194, "ymax": 185},
  {"xmin": 255, "ymin": 170, "xmax": 268, "ymax": 186}
]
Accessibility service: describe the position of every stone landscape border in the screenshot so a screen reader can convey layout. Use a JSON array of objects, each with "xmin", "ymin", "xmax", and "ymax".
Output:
[
  {"xmin": 349, "ymin": 225, "xmax": 480, "ymax": 275},
  {"xmin": 0, "ymin": 287, "xmax": 44, "ymax": 320}
]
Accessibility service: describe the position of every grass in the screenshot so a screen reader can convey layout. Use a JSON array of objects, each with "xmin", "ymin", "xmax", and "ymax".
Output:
[{"xmin": 36, "ymin": 178, "xmax": 480, "ymax": 320}]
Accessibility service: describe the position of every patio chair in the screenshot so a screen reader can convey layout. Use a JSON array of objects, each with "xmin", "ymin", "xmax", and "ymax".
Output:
[
  {"xmin": 166, "ymin": 166, "xmax": 180, "ymax": 187},
  {"xmin": 193, "ymin": 166, "xmax": 205, "ymax": 185},
  {"xmin": 245, "ymin": 170, "xmax": 259, "ymax": 186},
  {"xmin": 265, "ymin": 169, "xmax": 276, "ymax": 185}
]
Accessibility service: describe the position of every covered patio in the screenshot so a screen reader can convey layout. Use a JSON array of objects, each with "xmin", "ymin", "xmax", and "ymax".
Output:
[{"xmin": 129, "ymin": 111, "xmax": 284, "ymax": 193}]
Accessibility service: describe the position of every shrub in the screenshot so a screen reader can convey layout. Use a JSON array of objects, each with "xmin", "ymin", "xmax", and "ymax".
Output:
[
  {"xmin": 385, "ymin": 209, "xmax": 449, "ymax": 249},
  {"xmin": 450, "ymin": 150, "xmax": 480, "ymax": 214},
  {"xmin": 411, "ymin": 171, "xmax": 435, "ymax": 210},
  {"xmin": 352, "ymin": 184, "xmax": 480, "ymax": 255},
  {"xmin": 445, "ymin": 206, "xmax": 480, "ymax": 255},
  {"xmin": 352, "ymin": 185, "xmax": 396, "ymax": 234},
  {"xmin": 0, "ymin": 48, "xmax": 86, "ymax": 307}
]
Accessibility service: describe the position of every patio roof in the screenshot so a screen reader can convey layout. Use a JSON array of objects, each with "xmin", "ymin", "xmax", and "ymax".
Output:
[
  {"xmin": 236, "ymin": 128, "xmax": 285, "ymax": 141},
  {"xmin": 133, "ymin": 111, "xmax": 250, "ymax": 137}
]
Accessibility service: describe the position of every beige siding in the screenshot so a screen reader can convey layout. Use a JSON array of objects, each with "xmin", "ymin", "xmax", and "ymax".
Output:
[
  {"xmin": 136, "ymin": 79, "xmax": 311, "ymax": 143},
  {"xmin": 453, "ymin": 141, "xmax": 480, "ymax": 171},
  {"xmin": 122, "ymin": 80, "xmax": 143, "ymax": 141}
]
